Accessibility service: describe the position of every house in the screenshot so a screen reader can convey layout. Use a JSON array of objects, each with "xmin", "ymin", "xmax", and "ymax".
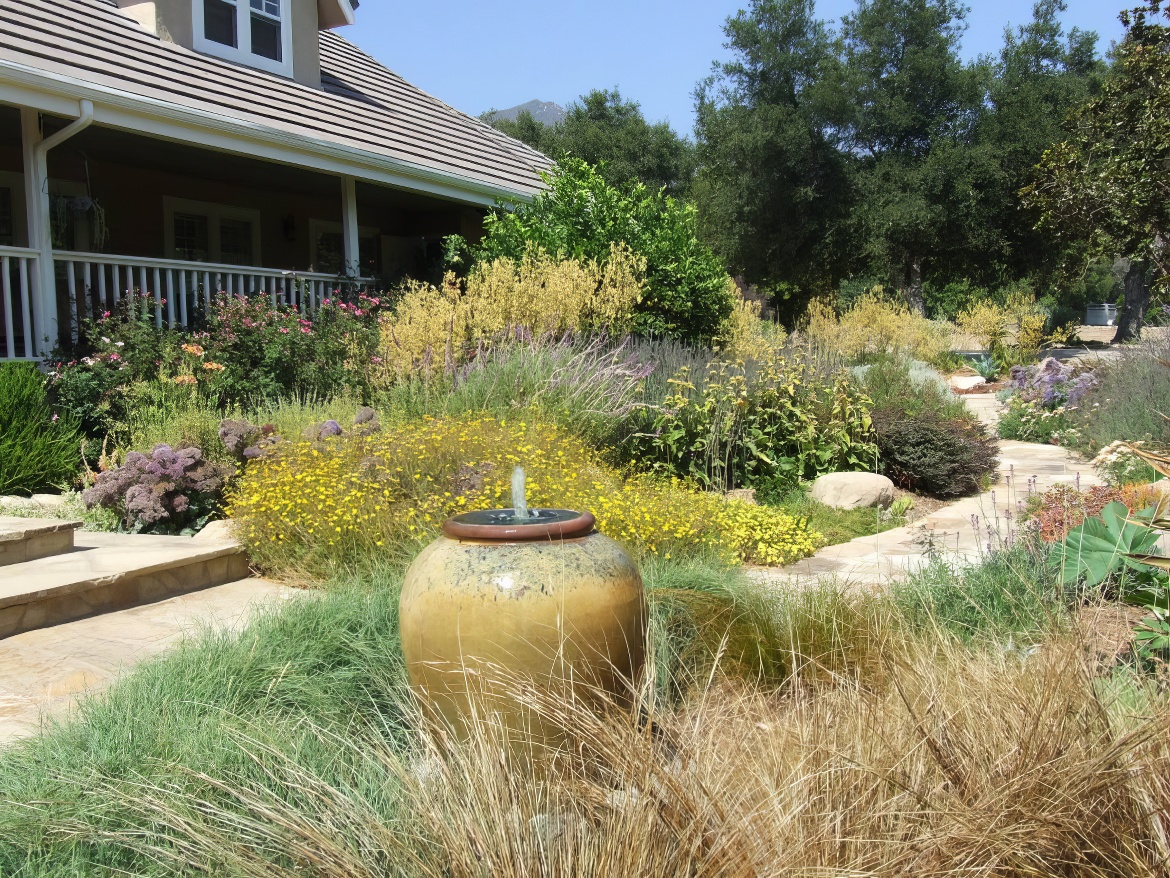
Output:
[{"xmin": 0, "ymin": 0, "xmax": 549, "ymax": 359}]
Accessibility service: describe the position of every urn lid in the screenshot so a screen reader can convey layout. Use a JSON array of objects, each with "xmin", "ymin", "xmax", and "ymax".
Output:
[{"xmin": 442, "ymin": 508, "xmax": 596, "ymax": 542}]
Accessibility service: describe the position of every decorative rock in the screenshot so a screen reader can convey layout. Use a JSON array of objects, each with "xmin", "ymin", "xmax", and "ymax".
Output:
[
  {"xmin": 30, "ymin": 493, "xmax": 66, "ymax": 508},
  {"xmin": 810, "ymin": 472, "xmax": 895, "ymax": 510},
  {"xmin": 725, "ymin": 488, "xmax": 757, "ymax": 505},
  {"xmin": 192, "ymin": 519, "xmax": 236, "ymax": 543},
  {"xmin": 949, "ymin": 375, "xmax": 987, "ymax": 391}
]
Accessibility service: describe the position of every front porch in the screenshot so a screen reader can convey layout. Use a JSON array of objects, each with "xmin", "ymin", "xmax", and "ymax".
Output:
[{"xmin": 0, "ymin": 103, "xmax": 486, "ymax": 360}]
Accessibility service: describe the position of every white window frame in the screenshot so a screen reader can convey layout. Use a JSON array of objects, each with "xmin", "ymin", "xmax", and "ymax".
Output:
[
  {"xmin": 164, "ymin": 197, "xmax": 263, "ymax": 266},
  {"xmin": 309, "ymin": 219, "xmax": 379, "ymax": 274},
  {"xmin": 192, "ymin": 0, "xmax": 294, "ymax": 78}
]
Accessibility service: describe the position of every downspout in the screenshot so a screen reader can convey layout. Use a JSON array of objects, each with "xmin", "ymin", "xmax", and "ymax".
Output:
[{"xmin": 27, "ymin": 100, "xmax": 94, "ymax": 355}]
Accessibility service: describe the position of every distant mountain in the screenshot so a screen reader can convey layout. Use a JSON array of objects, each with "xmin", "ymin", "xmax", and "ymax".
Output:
[{"xmin": 483, "ymin": 100, "xmax": 567, "ymax": 127}]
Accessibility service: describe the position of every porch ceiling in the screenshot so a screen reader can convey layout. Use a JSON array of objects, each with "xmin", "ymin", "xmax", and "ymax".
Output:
[{"xmin": 48, "ymin": 123, "xmax": 469, "ymax": 213}]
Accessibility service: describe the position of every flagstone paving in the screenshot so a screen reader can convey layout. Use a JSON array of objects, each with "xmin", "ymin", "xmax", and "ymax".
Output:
[{"xmin": 752, "ymin": 394, "xmax": 1102, "ymax": 589}]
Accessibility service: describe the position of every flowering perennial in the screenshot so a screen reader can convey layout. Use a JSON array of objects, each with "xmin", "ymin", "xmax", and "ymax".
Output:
[{"xmin": 228, "ymin": 415, "xmax": 821, "ymax": 573}]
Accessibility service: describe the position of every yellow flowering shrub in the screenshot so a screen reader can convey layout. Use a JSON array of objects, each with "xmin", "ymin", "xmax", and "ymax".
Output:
[
  {"xmin": 804, "ymin": 291, "xmax": 954, "ymax": 364},
  {"xmin": 716, "ymin": 287, "xmax": 788, "ymax": 360},
  {"xmin": 378, "ymin": 247, "xmax": 646, "ymax": 378},
  {"xmin": 228, "ymin": 415, "xmax": 820, "ymax": 575}
]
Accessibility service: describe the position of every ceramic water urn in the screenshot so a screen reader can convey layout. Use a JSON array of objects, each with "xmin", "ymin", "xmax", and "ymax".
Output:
[{"xmin": 399, "ymin": 505, "xmax": 645, "ymax": 746}]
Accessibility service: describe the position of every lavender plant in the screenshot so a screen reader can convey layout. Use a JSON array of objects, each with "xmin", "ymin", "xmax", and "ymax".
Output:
[{"xmin": 83, "ymin": 444, "xmax": 228, "ymax": 534}]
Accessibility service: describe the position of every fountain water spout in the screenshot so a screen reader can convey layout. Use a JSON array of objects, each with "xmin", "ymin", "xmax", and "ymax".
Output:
[{"xmin": 512, "ymin": 466, "xmax": 529, "ymax": 521}]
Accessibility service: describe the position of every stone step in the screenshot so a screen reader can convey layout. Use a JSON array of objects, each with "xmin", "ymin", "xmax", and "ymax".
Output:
[
  {"xmin": 0, "ymin": 531, "xmax": 249, "ymax": 638},
  {"xmin": 0, "ymin": 517, "xmax": 83, "ymax": 567},
  {"xmin": 0, "ymin": 576, "xmax": 293, "ymax": 743}
]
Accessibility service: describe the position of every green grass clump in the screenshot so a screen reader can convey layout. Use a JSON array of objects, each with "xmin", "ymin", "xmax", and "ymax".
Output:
[
  {"xmin": 0, "ymin": 566, "xmax": 409, "ymax": 876},
  {"xmin": 892, "ymin": 541, "xmax": 1066, "ymax": 642},
  {"xmin": 1072, "ymin": 335, "xmax": 1170, "ymax": 451},
  {"xmin": 0, "ymin": 362, "xmax": 81, "ymax": 495},
  {"xmin": 761, "ymin": 485, "xmax": 907, "ymax": 546}
]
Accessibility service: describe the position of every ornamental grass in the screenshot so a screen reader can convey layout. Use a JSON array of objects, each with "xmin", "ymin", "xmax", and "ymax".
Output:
[
  {"xmin": 68, "ymin": 630, "xmax": 1170, "ymax": 877},
  {"xmin": 227, "ymin": 414, "xmax": 820, "ymax": 577}
]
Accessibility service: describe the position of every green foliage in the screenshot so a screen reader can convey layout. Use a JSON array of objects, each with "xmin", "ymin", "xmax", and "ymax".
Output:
[
  {"xmin": 0, "ymin": 568, "xmax": 411, "ymax": 876},
  {"xmin": 760, "ymin": 483, "xmax": 908, "ymax": 546},
  {"xmin": 623, "ymin": 357, "xmax": 877, "ymax": 491},
  {"xmin": 872, "ymin": 409, "xmax": 998, "ymax": 497},
  {"xmin": 997, "ymin": 394, "xmax": 1079, "ymax": 445},
  {"xmin": 860, "ymin": 359, "xmax": 998, "ymax": 496},
  {"xmin": 694, "ymin": 0, "xmax": 850, "ymax": 292},
  {"xmin": 0, "ymin": 362, "xmax": 80, "ymax": 496},
  {"xmin": 1072, "ymin": 337, "xmax": 1170, "ymax": 451},
  {"xmin": 487, "ymin": 90, "xmax": 696, "ymax": 197},
  {"xmin": 1024, "ymin": 1, "xmax": 1170, "ymax": 296},
  {"xmin": 50, "ymin": 294, "xmax": 382, "ymax": 449},
  {"xmin": 970, "ymin": 356, "xmax": 1000, "ymax": 381},
  {"xmin": 478, "ymin": 159, "xmax": 735, "ymax": 344},
  {"xmin": 696, "ymin": 0, "xmax": 1104, "ymax": 312},
  {"xmin": 1051, "ymin": 501, "xmax": 1161, "ymax": 588},
  {"xmin": 893, "ymin": 542, "xmax": 1067, "ymax": 642}
]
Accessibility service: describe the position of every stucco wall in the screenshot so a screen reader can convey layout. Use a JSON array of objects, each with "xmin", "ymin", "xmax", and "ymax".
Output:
[{"xmin": 117, "ymin": 0, "xmax": 321, "ymax": 87}]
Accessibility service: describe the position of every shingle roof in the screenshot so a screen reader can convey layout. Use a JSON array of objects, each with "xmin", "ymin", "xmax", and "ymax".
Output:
[{"xmin": 0, "ymin": 0, "xmax": 550, "ymax": 201}]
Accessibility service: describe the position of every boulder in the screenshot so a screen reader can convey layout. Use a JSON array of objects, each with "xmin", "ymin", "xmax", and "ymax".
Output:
[
  {"xmin": 30, "ymin": 493, "xmax": 68, "ymax": 509},
  {"xmin": 810, "ymin": 472, "xmax": 895, "ymax": 510},
  {"xmin": 725, "ymin": 488, "xmax": 757, "ymax": 505},
  {"xmin": 949, "ymin": 375, "xmax": 987, "ymax": 391}
]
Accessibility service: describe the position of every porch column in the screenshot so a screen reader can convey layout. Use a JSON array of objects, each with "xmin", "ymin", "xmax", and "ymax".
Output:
[
  {"xmin": 20, "ymin": 108, "xmax": 52, "ymax": 357},
  {"xmin": 340, "ymin": 174, "xmax": 359, "ymax": 277},
  {"xmin": 21, "ymin": 101, "xmax": 94, "ymax": 356}
]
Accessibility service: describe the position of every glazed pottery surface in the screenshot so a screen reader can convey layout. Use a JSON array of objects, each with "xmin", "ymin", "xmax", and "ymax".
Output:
[{"xmin": 399, "ymin": 530, "xmax": 645, "ymax": 744}]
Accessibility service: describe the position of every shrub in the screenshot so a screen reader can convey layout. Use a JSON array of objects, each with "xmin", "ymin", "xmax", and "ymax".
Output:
[
  {"xmin": 622, "ymin": 355, "xmax": 877, "ymax": 491},
  {"xmin": 476, "ymin": 159, "xmax": 735, "ymax": 343},
  {"xmin": 50, "ymin": 292, "xmax": 382, "ymax": 439},
  {"xmin": 871, "ymin": 409, "xmax": 998, "ymax": 497},
  {"xmin": 0, "ymin": 362, "xmax": 80, "ymax": 495},
  {"xmin": 378, "ymin": 335, "xmax": 653, "ymax": 451},
  {"xmin": 803, "ymin": 292, "xmax": 954, "ymax": 365},
  {"xmin": 377, "ymin": 247, "xmax": 644, "ymax": 378},
  {"xmin": 83, "ymin": 443, "xmax": 229, "ymax": 534},
  {"xmin": 1072, "ymin": 334, "xmax": 1170, "ymax": 451},
  {"xmin": 228, "ymin": 415, "xmax": 821, "ymax": 575},
  {"xmin": 998, "ymin": 358, "xmax": 1097, "ymax": 445},
  {"xmin": 856, "ymin": 357, "xmax": 997, "ymax": 496},
  {"xmin": 1029, "ymin": 483, "xmax": 1164, "ymax": 543},
  {"xmin": 714, "ymin": 291, "xmax": 787, "ymax": 360}
]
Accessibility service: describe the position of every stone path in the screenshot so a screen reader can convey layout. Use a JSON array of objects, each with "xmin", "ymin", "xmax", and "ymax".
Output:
[
  {"xmin": 752, "ymin": 394, "xmax": 1102, "ymax": 589},
  {"xmin": 0, "ymin": 578, "xmax": 291, "ymax": 743}
]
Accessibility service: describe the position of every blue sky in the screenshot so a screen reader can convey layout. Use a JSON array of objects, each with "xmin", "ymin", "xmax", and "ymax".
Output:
[{"xmin": 346, "ymin": 1, "xmax": 1128, "ymax": 137}]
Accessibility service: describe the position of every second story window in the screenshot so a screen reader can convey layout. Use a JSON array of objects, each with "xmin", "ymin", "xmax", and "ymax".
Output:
[{"xmin": 194, "ymin": 0, "xmax": 292, "ymax": 76}]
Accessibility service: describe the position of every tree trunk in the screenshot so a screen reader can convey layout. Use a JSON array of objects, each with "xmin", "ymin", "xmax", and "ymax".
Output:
[
  {"xmin": 906, "ymin": 258, "xmax": 926, "ymax": 317},
  {"xmin": 1112, "ymin": 260, "xmax": 1150, "ymax": 344}
]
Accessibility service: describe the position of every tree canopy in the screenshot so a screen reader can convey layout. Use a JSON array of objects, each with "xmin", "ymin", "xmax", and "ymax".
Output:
[
  {"xmin": 1023, "ymin": 0, "xmax": 1169, "ymax": 338},
  {"xmin": 486, "ymin": 89, "xmax": 695, "ymax": 197},
  {"xmin": 692, "ymin": 0, "xmax": 1105, "ymax": 315}
]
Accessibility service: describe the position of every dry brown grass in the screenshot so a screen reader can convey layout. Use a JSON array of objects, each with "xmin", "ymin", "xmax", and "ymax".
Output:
[{"xmin": 103, "ymin": 632, "xmax": 1170, "ymax": 877}]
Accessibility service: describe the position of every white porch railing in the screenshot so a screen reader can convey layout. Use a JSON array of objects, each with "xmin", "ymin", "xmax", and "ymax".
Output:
[
  {"xmin": 0, "ymin": 245, "xmax": 39, "ymax": 360},
  {"xmin": 55, "ymin": 252, "xmax": 372, "ymax": 338}
]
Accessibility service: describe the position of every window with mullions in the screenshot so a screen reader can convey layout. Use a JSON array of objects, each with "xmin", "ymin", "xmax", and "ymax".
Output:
[
  {"xmin": 249, "ymin": 0, "xmax": 282, "ymax": 60},
  {"xmin": 194, "ymin": 0, "xmax": 290, "ymax": 75}
]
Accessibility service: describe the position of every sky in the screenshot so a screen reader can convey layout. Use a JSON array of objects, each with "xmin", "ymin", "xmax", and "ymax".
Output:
[{"xmin": 346, "ymin": 1, "xmax": 1128, "ymax": 137}]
